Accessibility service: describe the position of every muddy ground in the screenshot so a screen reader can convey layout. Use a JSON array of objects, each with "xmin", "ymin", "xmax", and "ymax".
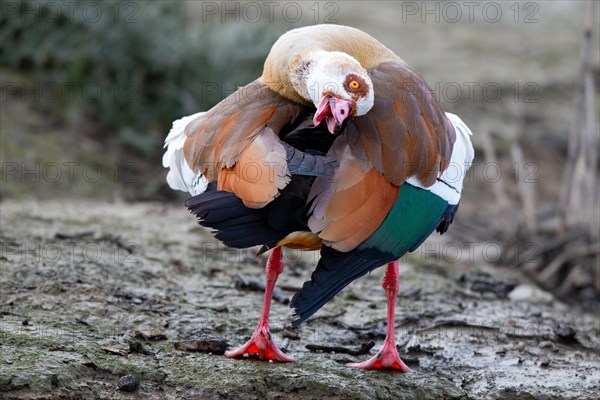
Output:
[{"xmin": 0, "ymin": 200, "xmax": 598, "ymax": 399}]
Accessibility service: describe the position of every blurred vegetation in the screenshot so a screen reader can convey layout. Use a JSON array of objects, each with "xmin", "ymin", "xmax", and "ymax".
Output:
[{"xmin": 1, "ymin": 0, "xmax": 280, "ymax": 159}]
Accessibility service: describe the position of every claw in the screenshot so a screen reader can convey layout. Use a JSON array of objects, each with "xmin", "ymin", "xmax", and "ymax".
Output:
[
  {"xmin": 347, "ymin": 339, "xmax": 410, "ymax": 372},
  {"xmin": 225, "ymin": 323, "xmax": 296, "ymax": 363}
]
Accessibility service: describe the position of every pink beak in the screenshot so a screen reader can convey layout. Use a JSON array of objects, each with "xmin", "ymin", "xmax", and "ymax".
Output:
[{"xmin": 313, "ymin": 95, "xmax": 353, "ymax": 134}]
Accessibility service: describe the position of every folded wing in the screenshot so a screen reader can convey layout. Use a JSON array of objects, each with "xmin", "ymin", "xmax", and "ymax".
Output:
[
  {"xmin": 308, "ymin": 61, "xmax": 456, "ymax": 252},
  {"xmin": 179, "ymin": 81, "xmax": 307, "ymax": 208}
]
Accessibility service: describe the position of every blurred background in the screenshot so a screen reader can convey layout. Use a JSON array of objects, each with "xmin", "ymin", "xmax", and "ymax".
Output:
[{"xmin": 1, "ymin": 1, "xmax": 599, "ymax": 306}]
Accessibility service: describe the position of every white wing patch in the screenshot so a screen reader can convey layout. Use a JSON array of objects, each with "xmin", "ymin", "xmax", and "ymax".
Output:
[
  {"xmin": 163, "ymin": 112, "xmax": 208, "ymax": 196},
  {"xmin": 407, "ymin": 112, "xmax": 475, "ymax": 205}
]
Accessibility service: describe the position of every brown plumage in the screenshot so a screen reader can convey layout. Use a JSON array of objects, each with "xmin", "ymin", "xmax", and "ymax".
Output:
[
  {"xmin": 166, "ymin": 24, "xmax": 471, "ymax": 368},
  {"xmin": 307, "ymin": 61, "xmax": 455, "ymax": 250},
  {"xmin": 181, "ymin": 25, "xmax": 454, "ymax": 250},
  {"xmin": 217, "ymin": 129, "xmax": 290, "ymax": 208},
  {"xmin": 182, "ymin": 82, "xmax": 304, "ymax": 208}
]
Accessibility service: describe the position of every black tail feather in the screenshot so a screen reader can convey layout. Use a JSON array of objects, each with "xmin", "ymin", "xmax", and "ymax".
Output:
[
  {"xmin": 435, "ymin": 203, "xmax": 460, "ymax": 235},
  {"xmin": 185, "ymin": 191, "xmax": 283, "ymax": 249},
  {"xmin": 290, "ymin": 246, "xmax": 394, "ymax": 326}
]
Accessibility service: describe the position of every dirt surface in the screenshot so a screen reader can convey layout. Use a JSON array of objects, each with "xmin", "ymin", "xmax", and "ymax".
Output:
[{"xmin": 0, "ymin": 200, "xmax": 598, "ymax": 399}]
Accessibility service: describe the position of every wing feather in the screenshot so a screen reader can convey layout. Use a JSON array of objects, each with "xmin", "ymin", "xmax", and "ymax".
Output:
[
  {"xmin": 217, "ymin": 129, "xmax": 290, "ymax": 208},
  {"xmin": 307, "ymin": 61, "xmax": 455, "ymax": 251},
  {"xmin": 181, "ymin": 81, "xmax": 305, "ymax": 208}
]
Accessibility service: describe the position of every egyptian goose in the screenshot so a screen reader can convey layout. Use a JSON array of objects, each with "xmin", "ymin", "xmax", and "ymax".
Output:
[{"xmin": 164, "ymin": 24, "xmax": 474, "ymax": 371}]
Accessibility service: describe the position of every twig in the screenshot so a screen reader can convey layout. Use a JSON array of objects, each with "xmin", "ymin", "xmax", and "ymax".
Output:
[
  {"xmin": 0, "ymin": 311, "xmax": 29, "ymax": 318},
  {"xmin": 559, "ymin": 0, "xmax": 598, "ymax": 232},
  {"xmin": 582, "ymin": 30, "xmax": 599, "ymax": 241},
  {"xmin": 538, "ymin": 243, "xmax": 600, "ymax": 284},
  {"xmin": 305, "ymin": 341, "xmax": 375, "ymax": 356},
  {"xmin": 479, "ymin": 130, "xmax": 511, "ymax": 216},
  {"xmin": 416, "ymin": 320, "xmax": 498, "ymax": 334},
  {"xmin": 305, "ymin": 310, "xmax": 346, "ymax": 323},
  {"xmin": 277, "ymin": 284, "xmax": 303, "ymax": 292},
  {"xmin": 535, "ymin": 227, "xmax": 587, "ymax": 257},
  {"xmin": 511, "ymin": 142, "xmax": 537, "ymax": 235}
]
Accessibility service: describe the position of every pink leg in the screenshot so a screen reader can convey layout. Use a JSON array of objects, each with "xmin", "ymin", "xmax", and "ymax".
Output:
[
  {"xmin": 225, "ymin": 247, "xmax": 296, "ymax": 362},
  {"xmin": 348, "ymin": 261, "xmax": 411, "ymax": 372}
]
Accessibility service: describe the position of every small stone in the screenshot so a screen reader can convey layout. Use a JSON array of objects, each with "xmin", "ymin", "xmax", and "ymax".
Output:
[
  {"xmin": 118, "ymin": 374, "xmax": 140, "ymax": 392},
  {"xmin": 458, "ymin": 271, "xmax": 516, "ymax": 298},
  {"xmin": 134, "ymin": 330, "xmax": 168, "ymax": 341},
  {"xmin": 174, "ymin": 337, "xmax": 228, "ymax": 354},
  {"xmin": 508, "ymin": 284, "xmax": 554, "ymax": 305},
  {"xmin": 128, "ymin": 339, "xmax": 154, "ymax": 355},
  {"xmin": 101, "ymin": 346, "xmax": 128, "ymax": 356},
  {"xmin": 554, "ymin": 323, "xmax": 576, "ymax": 341}
]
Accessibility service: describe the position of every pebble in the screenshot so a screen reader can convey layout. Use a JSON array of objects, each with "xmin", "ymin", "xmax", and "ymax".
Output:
[
  {"xmin": 508, "ymin": 284, "xmax": 554, "ymax": 304},
  {"xmin": 118, "ymin": 374, "xmax": 140, "ymax": 392},
  {"xmin": 174, "ymin": 337, "xmax": 228, "ymax": 354},
  {"xmin": 554, "ymin": 323, "xmax": 577, "ymax": 341}
]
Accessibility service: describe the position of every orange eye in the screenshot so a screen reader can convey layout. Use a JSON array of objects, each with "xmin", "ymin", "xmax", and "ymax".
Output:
[{"xmin": 349, "ymin": 80, "xmax": 360, "ymax": 89}]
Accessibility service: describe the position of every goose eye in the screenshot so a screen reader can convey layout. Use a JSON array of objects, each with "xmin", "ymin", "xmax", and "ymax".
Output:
[{"xmin": 349, "ymin": 80, "xmax": 360, "ymax": 89}]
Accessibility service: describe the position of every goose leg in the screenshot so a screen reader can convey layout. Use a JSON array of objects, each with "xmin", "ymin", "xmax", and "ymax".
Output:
[
  {"xmin": 225, "ymin": 247, "xmax": 296, "ymax": 362},
  {"xmin": 347, "ymin": 260, "xmax": 411, "ymax": 372}
]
